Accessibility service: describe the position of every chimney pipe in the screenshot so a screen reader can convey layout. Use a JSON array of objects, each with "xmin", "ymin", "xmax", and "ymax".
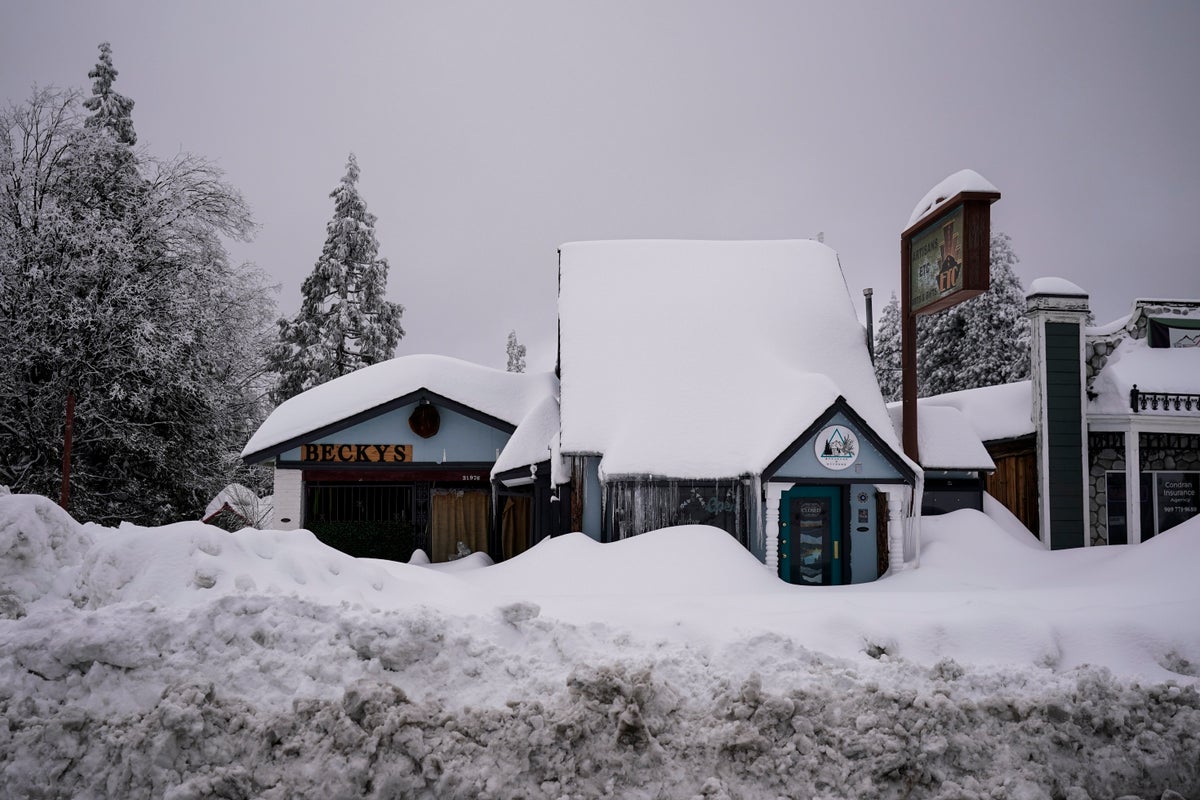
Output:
[{"xmin": 864, "ymin": 288, "xmax": 875, "ymax": 364}]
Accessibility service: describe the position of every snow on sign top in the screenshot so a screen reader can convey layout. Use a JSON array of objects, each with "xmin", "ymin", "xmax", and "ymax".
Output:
[
  {"xmin": 242, "ymin": 354, "xmax": 558, "ymax": 460},
  {"xmin": 906, "ymin": 169, "xmax": 999, "ymax": 229},
  {"xmin": 558, "ymin": 240, "xmax": 905, "ymax": 479}
]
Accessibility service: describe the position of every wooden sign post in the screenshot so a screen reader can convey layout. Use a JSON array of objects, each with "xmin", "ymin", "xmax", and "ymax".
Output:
[{"xmin": 900, "ymin": 186, "xmax": 1000, "ymax": 462}]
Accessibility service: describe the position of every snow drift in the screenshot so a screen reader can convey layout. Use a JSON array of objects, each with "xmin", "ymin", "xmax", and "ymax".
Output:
[{"xmin": 1, "ymin": 493, "xmax": 1198, "ymax": 798}]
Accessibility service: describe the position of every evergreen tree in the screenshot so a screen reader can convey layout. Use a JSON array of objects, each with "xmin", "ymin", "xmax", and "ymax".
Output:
[
  {"xmin": 270, "ymin": 154, "xmax": 404, "ymax": 403},
  {"xmin": 872, "ymin": 233, "xmax": 1029, "ymax": 399},
  {"xmin": 872, "ymin": 293, "xmax": 902, "ymax": 402},
  {"xmin": 82, "ymin": 42, "xmax": 136, "ymax": 146},
  {"xmin": 506, "ymin": 329, "xmax": 526, "ymax": 373},
  {"xmin": 0, "ymin": 75, "xmax": 273, "ymax": 525}
]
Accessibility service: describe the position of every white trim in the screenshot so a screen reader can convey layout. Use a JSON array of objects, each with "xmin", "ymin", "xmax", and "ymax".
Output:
[
  {"xmin": 1088, "ymin": 414, "xmax": 1200, "ymax": 435},
  {"xmin": 764, "ymin": 482, "xmax": 785, "ymax": 575},
  {"xmin": 1125, "ymin": 429, "xmax": 1142, "ymax": 544},
  {"xmin": 271, "ymin": 467, "xmax": 303, "ymax": 531}
]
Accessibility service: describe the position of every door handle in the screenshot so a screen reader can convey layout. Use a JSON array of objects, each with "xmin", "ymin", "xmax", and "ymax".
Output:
[{"xmin": 834, "ymin": 541, "xmax": 839, "ymax": 559}]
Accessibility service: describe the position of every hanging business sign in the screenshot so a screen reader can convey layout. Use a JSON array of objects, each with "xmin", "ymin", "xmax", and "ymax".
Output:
[
  {"xmin": 300, "ymin": 444, "xmax": 413, "ymax": 464},
  {"xmin": 814, "ymin": 425, "xmax": 859, "ymax": 471},
  {"xmin": 902, "ymin": 191, "xmax": 999, "ymax": 316}
]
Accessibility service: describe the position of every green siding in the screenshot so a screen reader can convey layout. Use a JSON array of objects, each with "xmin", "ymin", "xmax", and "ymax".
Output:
[{"xmin": 1044, "ymin": 322, "xmax": 1084, "ymax": 549}]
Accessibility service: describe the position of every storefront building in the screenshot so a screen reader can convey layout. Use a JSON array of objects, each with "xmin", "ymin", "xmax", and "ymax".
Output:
[
  {"xmin": 241, "ymin": 355, "xmax": 568, "ymax": 562},
  {"xmin": 911, "ymin": 284, "xmax": 1200, "ymax": 548},
  {"xmin": 556, "ymin": 240, "xmax": 922, "ymax": 585}
]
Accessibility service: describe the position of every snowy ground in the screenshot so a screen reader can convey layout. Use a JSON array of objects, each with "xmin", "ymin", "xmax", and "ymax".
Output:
[{"xmin": 1, "ymin": 492, "xmax": 1197, "ymax": 799}]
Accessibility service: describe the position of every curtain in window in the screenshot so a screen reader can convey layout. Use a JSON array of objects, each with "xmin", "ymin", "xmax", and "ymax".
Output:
[
  {"xmin": 501, "ymin": 495, "xmax": 532, "ymax": 559},
  {"xmin": 430, "ymin": 489, "xmax": 489, "ymax": 562}
]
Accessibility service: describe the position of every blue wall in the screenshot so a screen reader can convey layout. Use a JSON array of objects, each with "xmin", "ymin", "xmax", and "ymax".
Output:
[
  {"xmin": 280, "ymin": 402, "xmax": 511, "ymax": 464},
  {"xmin": 769, "ymin": 411, "xmax": 905, "ymax": 483}
]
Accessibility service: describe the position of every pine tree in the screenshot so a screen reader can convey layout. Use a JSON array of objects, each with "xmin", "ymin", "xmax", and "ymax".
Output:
[
  {"xmin": 82, "ymin": 42, "xmax": 136, "ymax": 146},
  {"xmin": 506, "ymin": 330, "xmax": 527, "ymax": 373},
  {"xmin": 270, "ymin": 154, "xmax": 404, "ymax": 404},
  {"xmin": 873, "ymin": 233, "xmax": 1030, "ymax": 399},
  {"xmin": 872, "ymin": 293, "xmax": 902, "ymax": 402}
]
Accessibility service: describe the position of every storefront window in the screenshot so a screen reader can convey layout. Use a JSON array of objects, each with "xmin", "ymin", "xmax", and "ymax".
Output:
[
  {"xmin": 1106, "ymin": 471, "xmax": 1200, "ymax": 542},
  {"xmin": 607, "ymin": 480, "xmax": 748, "ymax": 545}
]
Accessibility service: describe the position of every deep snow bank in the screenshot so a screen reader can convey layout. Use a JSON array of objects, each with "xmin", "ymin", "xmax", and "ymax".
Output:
[{"xmin": 1, "ymin": 494, "xmax": 1199, "ymax": 798}]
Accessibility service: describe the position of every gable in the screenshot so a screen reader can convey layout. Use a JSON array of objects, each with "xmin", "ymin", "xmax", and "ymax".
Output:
[
  {"xmin": 274, "ymin": 396, "xmax": 512, "ymax": 466},
  {"xmin": 765, "ymin": 401, "xmax": 915, "ymax": 483}
]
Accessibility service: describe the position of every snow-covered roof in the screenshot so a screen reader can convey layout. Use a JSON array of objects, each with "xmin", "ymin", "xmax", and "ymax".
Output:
[
  {"xmin": 558, "ymin": 240, "xmax": 909, "ymax": 479},
  {"xmin": 890, "ymin": 381, "xmax": 1034, "ymax": 445},
  {"xmin": 886, "ymin": 404, "xmax": 995, "ymax": 471},
  {"xmin": 906, "ymin": 169, "xmax": 999, "ymax": 229},
  {"xmin": 1088, "ymin": 301, "xmax": 1200, "ymax": 416},
  {"xmin": 490, "ymin": 393, "xmax": 569, "ymax": 482},
  {"xmin": 243, "ymin": 354, "xmax": 558, "ymax": 460}
]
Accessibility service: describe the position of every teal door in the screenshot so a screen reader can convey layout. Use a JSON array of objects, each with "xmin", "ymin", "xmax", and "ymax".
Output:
[{"xmin": 780, "ymin": 486, "xmax": 844, "ymax": 586}]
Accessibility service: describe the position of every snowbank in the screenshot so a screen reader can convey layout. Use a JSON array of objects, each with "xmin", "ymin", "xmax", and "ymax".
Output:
[{"xmin": 1, "ymin": 493, "xmax": 1198, "ymax": 798}]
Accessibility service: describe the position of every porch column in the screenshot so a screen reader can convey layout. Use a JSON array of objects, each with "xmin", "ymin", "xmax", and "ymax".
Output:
[
  {"xmin": 764, "ymin": 482, "xmax": 784, "ymax": 575},
  {"xmin": 885, "ymin": 487, "xmax": 906, "ymax": 572},
  {"xmin": 1125, "ymin": 427, "xmax": 1142, "ymax": 544}
]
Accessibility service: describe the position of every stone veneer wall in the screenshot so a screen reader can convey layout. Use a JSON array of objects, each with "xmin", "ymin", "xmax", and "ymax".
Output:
[
  {"xmin": 1139, "ymin": 433, "xmax": 1200, "ymax": 472},
  {"xmin": 1088, "ymin": 432, "xmax": 1124, "ymax": 546},
  {"xmin": 1090, "ymin": 432, "xmax": 1200, "ymax": 546}
]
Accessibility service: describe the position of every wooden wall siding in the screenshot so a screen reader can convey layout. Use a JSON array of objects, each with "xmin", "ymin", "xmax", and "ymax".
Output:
[
  {"xmin": 1045, "ymin": 322, "xmax": 1085, "ymax": 548},
  {"xmin": 985, "ymin": 440, "xmax": 1039, "ymax": 536}
]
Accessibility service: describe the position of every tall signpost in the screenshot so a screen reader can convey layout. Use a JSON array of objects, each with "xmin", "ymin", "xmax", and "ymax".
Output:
[{"xmin": 900, "ymin": 182, "xmax": 1000, "ymax": 462}]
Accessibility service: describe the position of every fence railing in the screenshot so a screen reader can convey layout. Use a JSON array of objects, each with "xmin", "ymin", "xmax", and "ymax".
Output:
[{"xmin": 1130, "ymin": 384, "xmax": 1200, "ymax": 413}]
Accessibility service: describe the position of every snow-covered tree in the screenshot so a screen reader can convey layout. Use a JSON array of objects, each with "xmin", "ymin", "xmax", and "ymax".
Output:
[
  {"xmin": 872, "ymin": 293, "xmax": 902, "ymax": 401},
  {"xmin": 506, "ymin": 329, "xmax": 526, "ymax": 373},
  {"xmin": 270, "ymin": 154, "xmax": 404, "ymax": 404},
  {"xmin": 0, "ymin": 74, "xmax": 273, "ymax": 525},
  {"xmin": 873, "ymin": 233, "xmax": 1029, "ymax": 399},
  {"xmin": 82, "ymin": 42, "xmax": 136, "ymax": 146}
]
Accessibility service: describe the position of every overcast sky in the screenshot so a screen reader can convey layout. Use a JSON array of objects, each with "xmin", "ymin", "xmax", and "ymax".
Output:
[{"xmin": 3, "ymin": 1, "xmax": 1198, "ymax": 371}]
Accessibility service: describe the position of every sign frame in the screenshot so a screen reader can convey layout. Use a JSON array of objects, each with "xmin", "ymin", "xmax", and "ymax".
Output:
[
  {"xmin": 901, "ymin": 190, "xmax": 999, "ymax": 317},
  {"xmin": 899, "ymin": 187, "xmax": 1001, "ymax": 462}
]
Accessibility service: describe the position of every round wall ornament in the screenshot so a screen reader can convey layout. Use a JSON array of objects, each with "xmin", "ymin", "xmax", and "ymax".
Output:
[
  {"xmin": 409, "ymin": 403, "xmax": 441, "ymax": 439},
  {"xmin": 814, "ymin": 425, "xmax": 859, "ymax": 471}
]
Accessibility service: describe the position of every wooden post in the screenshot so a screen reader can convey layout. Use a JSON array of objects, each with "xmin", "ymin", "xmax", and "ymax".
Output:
[
  {"xmin": 900, "ymin": 238, "xmax": 919, "ymax": 462},
  {"xmin": 60, "ymin": 391, "xmax": 74, "ymax": 510}
]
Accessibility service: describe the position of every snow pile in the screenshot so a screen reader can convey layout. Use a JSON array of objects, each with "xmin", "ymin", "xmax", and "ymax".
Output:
[
  {"xmin": 2, "ymin": 493, "xmax": 1199, "ymax": 798},
  {"xmin": 0, "ymin": 494, "xmax": 93, "ymax": 613}
]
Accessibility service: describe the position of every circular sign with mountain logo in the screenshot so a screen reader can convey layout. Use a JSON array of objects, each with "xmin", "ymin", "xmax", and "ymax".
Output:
[{"xmin": 814, "ymin": 425, "xmax": 859, "ymax": 471}]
